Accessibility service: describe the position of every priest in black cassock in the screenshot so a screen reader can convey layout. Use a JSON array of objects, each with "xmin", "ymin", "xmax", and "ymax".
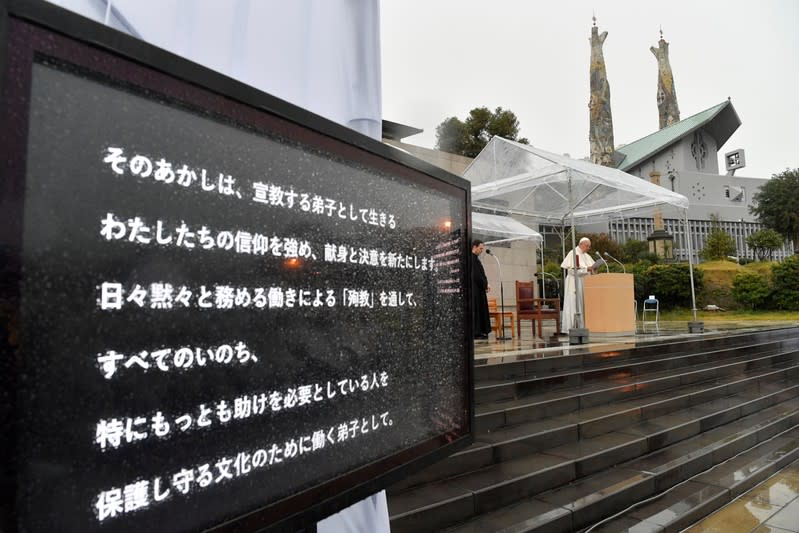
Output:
[{"xmin": 471, "ymin": 239, "xmax": 491, "ymax": 339}]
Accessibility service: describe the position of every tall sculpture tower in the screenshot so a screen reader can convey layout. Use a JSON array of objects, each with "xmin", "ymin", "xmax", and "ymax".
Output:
[
  {"xmin": 651, "ymin": 29, "xmax": 680, "ymax": 129},
  {"xmin": 588, "ymin": 17, "xmax": 615, "ymax": 166}
]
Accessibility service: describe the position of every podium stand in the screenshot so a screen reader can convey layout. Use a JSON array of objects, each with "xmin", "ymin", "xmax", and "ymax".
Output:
[{"xmin": 584, "ymin": 273, "xmax": 635, "ymax": 335}]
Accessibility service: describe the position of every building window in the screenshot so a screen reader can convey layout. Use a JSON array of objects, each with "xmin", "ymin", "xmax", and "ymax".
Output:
[
  {"xmin": 691, "ymin": 131, "xmax": 708, "ymax": 170},
  {"xmin": 724, "ymin": 186, "xmax": 744, "ymax": 202}
]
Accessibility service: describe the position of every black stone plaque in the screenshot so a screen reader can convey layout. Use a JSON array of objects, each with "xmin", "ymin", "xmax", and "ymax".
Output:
[{"xmin": 0, "ymin": 4, "xmax": 473, "ymax": 532}]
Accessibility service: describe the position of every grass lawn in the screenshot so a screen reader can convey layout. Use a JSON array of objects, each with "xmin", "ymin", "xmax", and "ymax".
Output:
[{"xmin": 659, "ymin": 308, "xmax": 799, "ymax": 322}]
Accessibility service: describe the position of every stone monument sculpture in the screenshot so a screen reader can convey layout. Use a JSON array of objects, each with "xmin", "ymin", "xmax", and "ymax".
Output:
[
  {"xmin": 588, "ymin": 17, "xmax": 615, "ymax": 167},
  {"xmin": 651, "ymin": 29, "xmax": 681, "ymax": 129}
]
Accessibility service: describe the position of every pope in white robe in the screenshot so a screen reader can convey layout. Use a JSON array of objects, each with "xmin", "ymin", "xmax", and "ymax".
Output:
[{"xmin": 560, "ymin": 237, "xmax": 595, "ymax": 332}]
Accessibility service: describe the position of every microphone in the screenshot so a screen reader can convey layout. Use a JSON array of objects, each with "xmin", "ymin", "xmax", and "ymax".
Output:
[
  {"xmin": 604, "ymin": 252, "xmax": 626, "ymax": 274},
  {"xmin": 595, "ymin": 252, "xmax": 609, "ymax": 273},
  {"xmin": 485, "ymin": 248, "xmax": 492, "ymax": 255}
]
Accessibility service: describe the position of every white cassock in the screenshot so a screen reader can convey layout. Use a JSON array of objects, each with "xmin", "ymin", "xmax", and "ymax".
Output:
[{"xmin": 560, "ymin": 247, "xmax": 595, "ymax": 331}]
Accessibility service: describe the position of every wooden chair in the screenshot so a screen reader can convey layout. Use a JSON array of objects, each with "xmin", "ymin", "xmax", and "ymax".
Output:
[
  {"xmin": 488, "ymin": 296, "xmax": 515, "ymax": 338},
  {"xmin": 515, "ymin": 281, "xmax": 561, "ymax": 338}
]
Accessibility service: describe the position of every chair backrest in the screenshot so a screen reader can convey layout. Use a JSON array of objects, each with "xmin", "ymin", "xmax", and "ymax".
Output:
[
  {"xmin": 515, "ymin": 281, "xmax": 534, "ymax": 312},
  {"xmin": 487, "ymin": 296, "xmax": 498, "ymax": 312}
]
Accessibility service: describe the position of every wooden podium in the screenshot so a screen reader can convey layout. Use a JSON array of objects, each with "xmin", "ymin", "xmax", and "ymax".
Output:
[{"xmin": 584, "ymin": 273, "xmax": 635, "ymax": 334}]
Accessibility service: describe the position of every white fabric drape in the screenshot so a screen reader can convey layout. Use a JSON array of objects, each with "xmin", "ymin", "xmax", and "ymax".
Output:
[{"xmin": 46, "ymin": 0, "xmax": 383, "ymax": 140}]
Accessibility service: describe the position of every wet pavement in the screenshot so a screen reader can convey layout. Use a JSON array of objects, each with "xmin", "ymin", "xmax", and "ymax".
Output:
[
  {"xmin": 472, "ymin": 318, "xmax": 799, "ymax": 532},
  {"xmin": 685, "ymin": 456, "xmax": 799, "ymax": 532}
]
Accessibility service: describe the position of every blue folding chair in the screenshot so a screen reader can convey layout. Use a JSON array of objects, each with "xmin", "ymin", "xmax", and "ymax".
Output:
[{"xmin": 642, "ymin": 295, "xmax": 659, "ymax": 332}]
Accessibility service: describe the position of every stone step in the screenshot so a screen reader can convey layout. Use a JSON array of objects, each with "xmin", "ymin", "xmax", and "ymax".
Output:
[
  {"xmin": 390, "ymin": 373, "xmax": 799, "ymax": 497},
  {"xmin": 476, "ymin": 350, "xmax": 799, "ymax": 432},
  {"xmin": 474, "ymin": 328, "xmax": 799, "ymax": 384},
  {"xmin": 487, "ymin": 373, "xmax": 799, "ymax": 463},
  {"xmin": 586, "ymin": 426, "xmax": 799, "ymax": 533},
  {"xmin": 435, "ymin": 399, "xmax": 799, "ymax": 533},
  {"xmin": 475, "ymin": 328, "xmax": 799, "ymax": 383},
  {"xmin": 400, "ymin": 363, "xmax": 799, "ymax": 494},
  {"xmin": 477, "ymin": 362, "xmax": 788, "ymax": 432},
  {"xmin": 388, "ymin": 384, "xmax": 799, "ymax": 531},
  {"xmin": 475, "ymin": 338, "xmax": 799, "ymax": 405},
  {"xmin": 388, "ymin": 453, "xmax": 575, "ymax": 533},
  {"xmin": 387, "ymin": 328, "xmax": 799, "ymax": 532}
]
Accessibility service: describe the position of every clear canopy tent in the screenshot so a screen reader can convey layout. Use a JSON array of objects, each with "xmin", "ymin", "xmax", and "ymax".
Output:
[
  {"xmin": 472, "ymin": 211, "xmax": 542, "ymax": 244},
  {"xmin": 464, "ymin": 137, "xmax": 699, "ymax": 323},
  {"xmin": 472, "ymin": 211, "xmax": 551, "ymax": 298},
  {"xmin": 471, "ymin": 211, "xmax": 555, "ymax": 317},
  {"xmin": 466, "ymin": 137, "xmax": 689, "ymax": 222}
]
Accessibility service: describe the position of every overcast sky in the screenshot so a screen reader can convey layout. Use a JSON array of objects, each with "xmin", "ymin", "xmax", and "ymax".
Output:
[{"xmin": 381, "ymin": 0, "xmax": 798, "ymax": 179}]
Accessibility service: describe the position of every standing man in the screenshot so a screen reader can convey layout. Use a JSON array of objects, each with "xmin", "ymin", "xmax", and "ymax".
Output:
[
  {"xmin": 560, "ymin": 237, "xmax": 595, "ymax": 333},
  {"xmin": 471, "ymin": 239, "xmax": 491, "ymax": 340}
]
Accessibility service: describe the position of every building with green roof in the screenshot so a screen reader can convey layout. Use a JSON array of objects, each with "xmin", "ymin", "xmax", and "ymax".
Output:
[{"xmin": 603, "ymin": 99, "xmax": 793, "ymax": 261}]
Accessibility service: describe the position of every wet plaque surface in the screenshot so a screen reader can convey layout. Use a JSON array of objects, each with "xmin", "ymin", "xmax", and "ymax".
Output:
[{"xmin": 8, "ymin": 57, "xmax": 469, "ymax": 532}]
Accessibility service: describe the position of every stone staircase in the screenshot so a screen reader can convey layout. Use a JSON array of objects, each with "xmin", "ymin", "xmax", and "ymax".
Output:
[{"xmin": 387, "ymin": 327, "xmax": 799, "ymax": 532}]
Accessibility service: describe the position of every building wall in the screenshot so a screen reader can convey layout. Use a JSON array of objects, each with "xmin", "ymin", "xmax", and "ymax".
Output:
[
  {"xmin": 622, "ymin": 126, "xmax": 768, "ymax": 223},
  {"xmin": 622, "ymin": 161, "xmax": 764, "ymax": 222},
  {"xmin": 382, "ymin": 140, "xmax": 473, "ymax": 176},
  {"xmin": 608, "ymin": 156, "xmax": 792, "ymax": 261},
  {"xmin": 625, "ymin": 128, "xmax": 721, "ymax": 178},
  {"xmin": 474, "ymin": 239, "xmax": 540, "ymax": 308},
  {"xmin": 677, "ymin": 131, "xmax": 720, "ymax": 174},
  {"xmin": 471, "ymin": 213, "xmax": 543, "ymax": 306},
  {"xmin": 613, "ymin": 127, "xmax": 796, "ymax": 260},
  {"xmin": 676, "ymin": 170, "xmax": 766, "ymax": 221}
]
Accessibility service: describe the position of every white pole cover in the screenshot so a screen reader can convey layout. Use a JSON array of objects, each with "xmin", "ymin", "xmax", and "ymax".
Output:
[{"xmin": 45, "ymin": 0, "xmax": 383, "ymax": 141}]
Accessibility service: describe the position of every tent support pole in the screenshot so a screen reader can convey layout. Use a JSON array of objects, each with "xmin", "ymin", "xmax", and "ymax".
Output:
[
  {"xmin": 560, "ymin": 222, "xmax": 566, "ymax": 306},
  {"xmin": 540, "ymin": 240, "xmax": 546, "ymax": 300},
  {"xmin": 683, "ymin": 210, "xmax": 703, "ymax": 333},
  {"xmin": 567, "ymin": 171, "xmax": 588, "ymax": 344}
]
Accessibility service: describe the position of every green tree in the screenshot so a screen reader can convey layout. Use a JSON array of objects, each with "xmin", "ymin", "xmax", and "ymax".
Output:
[
  {"xmin": 434, "ymin": 117, "xmax": 467, "ymax": 155},
  {"xmin": 643, "ymin": 263, "xmax": 703, "ymax": 309},
  {"xmin": 630, "ymin": 260, "xmax": 653, "ymax": 303},
  {"xmin": 750, "ymin": 168, "xmax": 799, "ymax": 251},
  {"xmin": 746, "ymin": 229, "xmax": 784, "ymax": 261},
  {"xmin": 435, "ymin": 106, "xmax": 529, "ymax": 157},
  {"xmin": 770, "ymin": 255, "xmax": 799, "ymax": 310},
  {"xmin": 699, "ymin": 214, "xmax": 736, "ymax": 261},
  {"xmin": 731, "ymin": 271, "xmax": 770, "ymax": 309},
  {"xmin": 620, "ymin": 239, "xmax": 650, "ymax": 263}
]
